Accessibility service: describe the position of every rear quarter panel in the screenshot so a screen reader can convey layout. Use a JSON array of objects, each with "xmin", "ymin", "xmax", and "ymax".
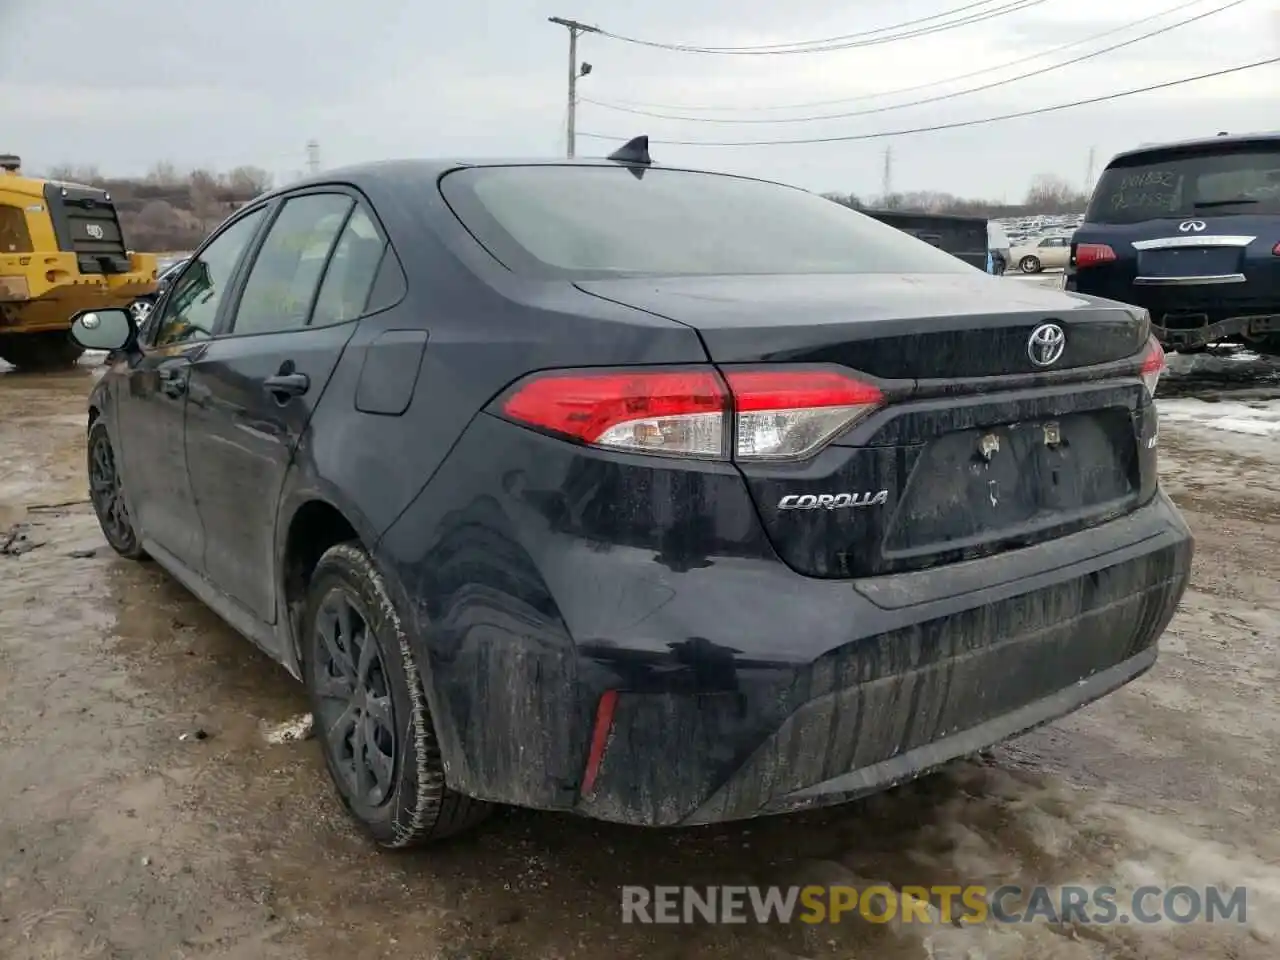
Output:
[{"xmin": 293, "ymin": 172, "xmax": 710, "ymax": 545}]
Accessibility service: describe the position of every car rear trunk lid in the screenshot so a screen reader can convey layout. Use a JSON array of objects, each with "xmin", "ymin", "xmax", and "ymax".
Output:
[
  {"xmin": 576, "ymin": 273, "xmax": 1157, "ymax": 578},
  {"xmin": 575, "ymin": 273, "xmax": 1148, "ymax": 375}
]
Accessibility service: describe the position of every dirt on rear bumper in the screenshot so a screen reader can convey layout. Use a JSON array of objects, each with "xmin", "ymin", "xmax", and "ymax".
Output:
[{"xmin": 577, "ymin": 500, "xmax": 1192, "ymax": 827}]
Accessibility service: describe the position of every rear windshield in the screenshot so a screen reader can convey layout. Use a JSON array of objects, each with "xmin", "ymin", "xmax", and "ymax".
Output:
[
  {"xmin": 440, "ymin": 165, "xmax": 974, "ymax": 279},
  {"xmin": 1086, "ymin": 143, "xmax": 1280, "ymax": 224}
]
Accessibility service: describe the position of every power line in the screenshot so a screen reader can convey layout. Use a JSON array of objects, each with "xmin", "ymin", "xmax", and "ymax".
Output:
[
  {"xmin": 579, "ymin": 56, "xmax": 1280, "ymax": 147},
  {"xmin": 583, "ymin": 0, "xmax": 1226, "ymax": 112},
  {"xmin": 581, "ymin": 0, "xmax": 1248, "ymax": 125},
  {"xmin": 596, "ymin": 0, "xmax": 1004, "ymax": 54},
  {"xmin": 594, "ymin": 0, "xmax": 1050, "ymax": 55}
]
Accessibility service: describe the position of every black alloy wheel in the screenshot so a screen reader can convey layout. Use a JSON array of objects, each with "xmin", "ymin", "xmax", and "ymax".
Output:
[
  {"xmin": 311, "ymin": 589, "xmax": 398, "ymax": 808},
  {"xmin": 87, "ymin": 420, "xmax": 146, "ymax": 559},
  {"xmin": 303, "ymin": 543, "xmax": 492, "ymax": 847}
]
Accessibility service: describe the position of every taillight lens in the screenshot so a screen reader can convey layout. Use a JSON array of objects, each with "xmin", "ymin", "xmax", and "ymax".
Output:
[
  {"xmin": 500, "ymin": 368, "xmax": 728, "ymax": 457},
  {"xmin": 723, "ymin": 368, "xmax": 883, "ymax": 460},
  {"xmin": 498, "ymin": 365, "xmax": 885, "ymax": 461},
  {"xmin": 1075, "ymin": 243, "xmax": 1117, "ymax": 268},
  {"xmin": 1139, "ymin": 336, "xmax": 1166, "ymax": 397}
]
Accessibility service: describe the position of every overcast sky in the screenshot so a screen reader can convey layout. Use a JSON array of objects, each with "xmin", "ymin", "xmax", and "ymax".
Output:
[{"xmin": 1, "ymin": 0, "xmax": 1276, "ymax": 199}]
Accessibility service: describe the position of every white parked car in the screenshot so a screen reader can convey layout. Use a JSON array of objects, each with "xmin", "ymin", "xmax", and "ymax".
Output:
[{"xmin": 1012, "ymin": 236, "xmax": 1072, "ymax": 273}]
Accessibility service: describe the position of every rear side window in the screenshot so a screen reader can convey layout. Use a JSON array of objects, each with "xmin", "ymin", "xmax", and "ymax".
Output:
[
  {"xmin": 311, "ymin": 207, "xmax": 387, "ymax": 326},
  {"xmin": 1087, "ymin": 143, "xmax": 1280, "ymax": 223},
  {"xmin": 440, "ymin": 165, "xmax": 973, "ymax": 279},
  {"xmin": 233, "ymin": 193, "xmax": 353, "ymax": 336}
]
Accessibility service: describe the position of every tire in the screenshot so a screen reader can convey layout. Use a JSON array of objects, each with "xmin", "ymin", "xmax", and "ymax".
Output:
[
  {"xmin": 303, "ymin": 542, "xmax": 492, "ymax": 848},
  {"xmin": 87, "ymin": 420, "xmax": 147, "ymax": 560},
  {"xmin": 1019, "ymin": 255, "xmax": 1042, "ymax": 274},
  {"xmin": 0, "ymin": 332, "xmax": 85, "ymax": 370}
]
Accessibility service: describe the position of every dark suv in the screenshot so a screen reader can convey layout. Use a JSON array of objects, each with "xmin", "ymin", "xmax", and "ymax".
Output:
[{"xmin": 1067, "ymin": 132, "xmax": 1280, "ymax": 352}]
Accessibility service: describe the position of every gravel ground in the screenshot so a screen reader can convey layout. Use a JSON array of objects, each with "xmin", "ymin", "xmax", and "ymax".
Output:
[{"xmin": 1, "ymin": 343, "xmax": 1277, "ymax": 960}]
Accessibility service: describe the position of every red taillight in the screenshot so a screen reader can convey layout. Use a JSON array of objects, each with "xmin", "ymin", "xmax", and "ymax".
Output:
[
  {"xmin": 500, "ymin": 368, "xmax": 728, "ymax": 457},
  {"xmin": 1075, "ymin": 243, "xmax": 1117, "ymax": 268},
  {"xmin": 722, "ymin": 368, "xmax": 884, "ymax": 460},
  {"xmin": 721, "ymin": 369, "xmax": 883, "ymax": 411},
  {"xmin": 499, "ymin": 365, "xmax": 885, "ymax": 461},
  {"xmin": 1140, "ymin": 335, "xmax": 1166, "ymax": 397}
]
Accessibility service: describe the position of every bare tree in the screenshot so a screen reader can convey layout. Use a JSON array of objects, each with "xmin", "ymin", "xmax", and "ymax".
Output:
[
  {"xmin": 1024, "ymin": 174, "xmax": 1087, "ymax": 213},
  {"xmin": 144, "ymin": 161, "xmax": 182, "ymax": 186},
  {"xmin": 224, "ymin": 165, "xmax": 272, "ymax": 196}
]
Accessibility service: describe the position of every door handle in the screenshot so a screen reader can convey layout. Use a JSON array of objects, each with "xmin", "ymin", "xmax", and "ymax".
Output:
[
  {"xmin": 158, "ymin": 367, "xmax": 188, "ymax": 398},
  {"xmin": 263, "ymin": 372, "xmax": 310, "ymax": 399}
]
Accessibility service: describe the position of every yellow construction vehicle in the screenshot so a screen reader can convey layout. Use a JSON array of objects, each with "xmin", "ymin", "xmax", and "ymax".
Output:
[{"xmin": 0, "ymin": 154, "xmax": 158, "ymax": 369}]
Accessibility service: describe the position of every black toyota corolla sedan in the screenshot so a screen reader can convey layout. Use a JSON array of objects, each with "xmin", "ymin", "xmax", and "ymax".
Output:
[{"xmin": 69, "ymin": 139, "xmax": 1193, "ymax": 849}]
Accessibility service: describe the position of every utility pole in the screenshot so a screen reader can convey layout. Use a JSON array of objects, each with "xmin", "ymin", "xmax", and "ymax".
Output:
[
  {"xmin": 549, "ymin": 17, "xmax": 599, "ymax": 158},
  {"xmin": 882, "ymin": 144, "xmax": 894, "ymax": 203},
  {"xmin": 306, "ymin": 140, "xmax": 321, "ymax": 176},
  {"xmin": 1084, "ymin": 145, "xmax": 1096, "ymax": 190}
]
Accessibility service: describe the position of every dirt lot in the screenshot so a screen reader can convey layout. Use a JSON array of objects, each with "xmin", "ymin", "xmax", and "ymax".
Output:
[{"xmin": 1, "ymin": 349, "xmax": 1279, "ymax": 960}]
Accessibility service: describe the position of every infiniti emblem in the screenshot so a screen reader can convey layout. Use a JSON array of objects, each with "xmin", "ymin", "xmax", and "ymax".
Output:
[
  {"xmin": 1178, "ymin": 219, "xmax": 1207, "ymax": 232},
  {"xmin": 1028, "ymin": 322, "xmax": 1066, "ymax": 367}
]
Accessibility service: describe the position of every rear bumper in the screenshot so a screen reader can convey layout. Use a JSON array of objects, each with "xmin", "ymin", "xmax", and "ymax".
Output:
[
  {"xmin": 691, "ymin": 646, "xmax": 1155, "ymax": 823},
  {"xmin": 1152, "ymin": 313, "xmax": 1280, "ymax": 350},
  {"xmin": 381, "ymin": 409, "xmax": 1193, "ymax": 825},
  {"xmin": 583, "ymin": 493, "xmax": 1190, "ymax": 826},
  {"xmin": 1065, "ymin": 272, "xmax": 1280, "ymax": 348}
]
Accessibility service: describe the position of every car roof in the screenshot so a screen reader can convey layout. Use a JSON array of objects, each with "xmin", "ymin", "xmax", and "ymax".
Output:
[
  {"xmin": 1109, "ymin": 130, "xmax": 1280, "ymax": 165},
  {"xmin": 265, "ymin": 156, "xmax": 795, "ymax": 201}
]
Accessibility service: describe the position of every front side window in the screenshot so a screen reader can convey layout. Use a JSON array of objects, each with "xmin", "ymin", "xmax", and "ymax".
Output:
[
  {"xmin": 232, "ymin": 193, "xmax": 354, "ymax": 336},
  {"xmin": 440, "ymin": 165, "xmax": 974, "ymax": 279},
  {"xmin": 153, "ymin": 208, "xmax": 267, "ymax": 347}
]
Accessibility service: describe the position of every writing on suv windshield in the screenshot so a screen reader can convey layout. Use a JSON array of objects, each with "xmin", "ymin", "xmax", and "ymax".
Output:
[{"xmin": 1087, "ymin": 146, "xmax": 1280, "ymax": 224}]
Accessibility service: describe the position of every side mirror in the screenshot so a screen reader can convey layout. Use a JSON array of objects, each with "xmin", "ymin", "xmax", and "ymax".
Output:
[{"xmin": 70, "ymin": 307, "xmax": 135, "ymax": 352}]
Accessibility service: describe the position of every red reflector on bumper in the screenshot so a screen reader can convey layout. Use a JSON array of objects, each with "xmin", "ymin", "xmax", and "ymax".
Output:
[{"xmin": 581, "ymin": 689, "xmax": 619, "ymax": 796}]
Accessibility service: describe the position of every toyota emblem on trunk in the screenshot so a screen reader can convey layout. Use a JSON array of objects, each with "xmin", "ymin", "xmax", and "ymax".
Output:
[
  {"xmin": 1179, "ymin": 219, "xmax": 1207, "ymax": 232},
  {"xmin": 1028, "ymin": 323, "xmax": 1066, "ymax": 367}
]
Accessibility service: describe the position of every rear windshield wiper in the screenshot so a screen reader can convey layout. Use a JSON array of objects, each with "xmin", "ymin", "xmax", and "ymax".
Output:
[{"xmin": 1193, "ymin": 198, "xmax": 1260, "ymax": 209}]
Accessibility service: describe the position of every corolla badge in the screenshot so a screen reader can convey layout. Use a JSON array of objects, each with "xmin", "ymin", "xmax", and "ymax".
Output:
[
  {"xmin": 778, "ymin": 491, "xmax": 889, "ymax": 510},
  {"xmin": 1178, "ymin": 219, "xmax": 1207, "ymax": 232},
  {"xmin": 1027, "ymin": 322, "xmax": 1066, "ymax": 367}
]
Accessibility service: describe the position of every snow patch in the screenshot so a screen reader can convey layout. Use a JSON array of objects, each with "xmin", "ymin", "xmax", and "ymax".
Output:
[
  {"xmin": 1157, "ymin": 398, "xmax": 1280, "ymax": 437},
  {"xmin": 260, "ymin": 713, "xmax": 313, "ymax": 744}
]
